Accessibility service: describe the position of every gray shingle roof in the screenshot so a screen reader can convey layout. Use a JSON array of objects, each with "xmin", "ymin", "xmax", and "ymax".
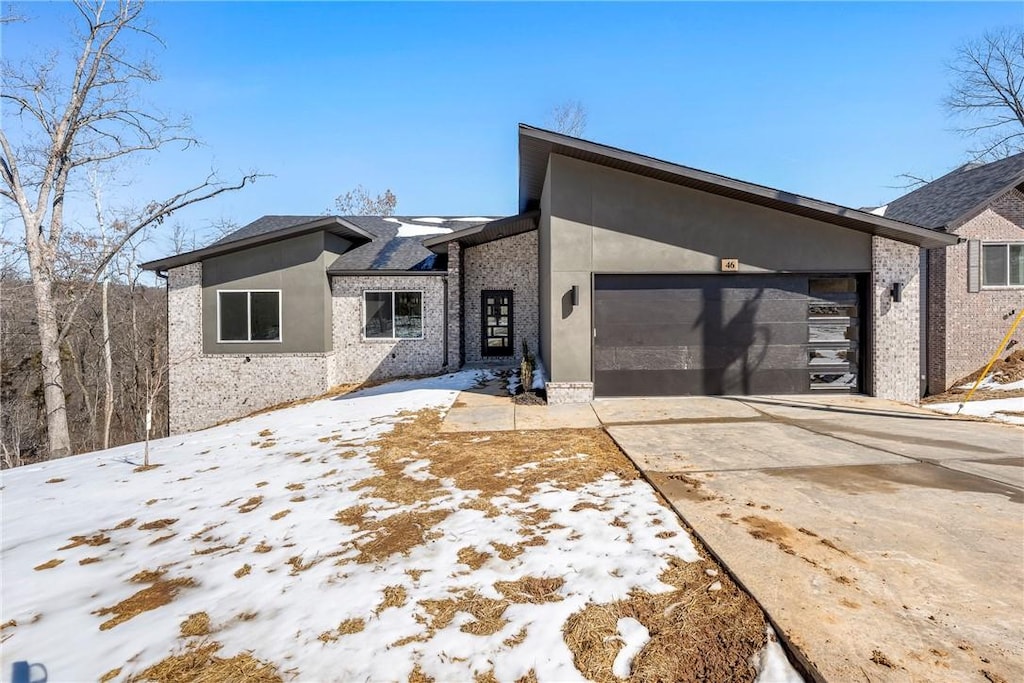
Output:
[
  {"xmin": 327, "ymin": 216, "xmax": 499, "ymax": 272},
  {"xmin": 883, "ymin": 153, "xmax": 1024, "ymax": 229},
  {"xmin": 209, "ymin": 215, "xmax": 329, "ymax": 247}
]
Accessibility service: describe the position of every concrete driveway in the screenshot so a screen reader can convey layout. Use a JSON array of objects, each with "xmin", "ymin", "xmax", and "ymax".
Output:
[{"xmin": 597, "ymin": 395, "xmax": 1023, "ymax": 683}]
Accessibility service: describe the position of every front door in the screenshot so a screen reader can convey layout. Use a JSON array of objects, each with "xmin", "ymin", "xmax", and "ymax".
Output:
[{"xmin": 481, "ymin": 290, "xmax": 513, "ymax": 357}]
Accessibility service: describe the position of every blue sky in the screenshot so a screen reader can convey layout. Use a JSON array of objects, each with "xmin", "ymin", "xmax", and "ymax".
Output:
[{"xmin": 4, "ymin": 1, "xmax": 1023, "ymax": 255}]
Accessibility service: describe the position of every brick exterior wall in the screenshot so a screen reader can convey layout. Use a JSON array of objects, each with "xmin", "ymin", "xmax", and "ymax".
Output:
[
  {"xmin": 927, "ymin": 189, "xmax": 1024, "ymax": 392},
  {"xmin": 871, "ymin": 237, "xmax": 921, "ymax": 404},
  {"xmin": 330, "ymin": 275, "xmax": 448, "ymax": 383},
  {"xmin": 462, "ymin": 231, "xmax": 539, "ymax": 364},
  {"xmin": 166, "ymin": 263, "xmax": 333, "ymax": 434},
  {"xmin": 446, "ymin": 243, "xmax": 463, "ymax": 368},
  {"xmin": 546, "ymin": 382, "xmax": 594, "ymax": 405}
]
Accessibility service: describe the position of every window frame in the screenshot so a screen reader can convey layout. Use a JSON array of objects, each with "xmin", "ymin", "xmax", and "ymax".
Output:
[
  {"xmin": 216, "ymin": 289, "xmax": 283, "ymax": 343},
  {"xmin": 362, "ymin": 289, "xmax": 425, "ymax": 341},
  {"xmin": 981, "ymin": 241, "xmax": 1024, "ymax": 289}
]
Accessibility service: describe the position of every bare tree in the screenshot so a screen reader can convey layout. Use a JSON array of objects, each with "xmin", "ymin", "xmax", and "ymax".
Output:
[
  {"xmin": 946, "ymin": 27, "xmax": 1024, "ymax": 160},
  {"xmin": 0, "ymin": 1, "xmax": 259, "ymax": 458},
  {"xmin": 331, "ymin": 185, "xmax": 397, "ymax": 216},
  {"xmin": 549, "ymin": 100, "xmax": 588, "ymax": 137}
]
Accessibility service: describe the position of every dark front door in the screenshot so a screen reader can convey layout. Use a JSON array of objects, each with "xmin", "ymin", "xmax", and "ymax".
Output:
[
  {"xmin": 481, "ymin": 290, "xmax": 513, "ymax": 357},
  {"xmin": 593, "ymin": 274, "xmax": 862, "ymax": 397}
]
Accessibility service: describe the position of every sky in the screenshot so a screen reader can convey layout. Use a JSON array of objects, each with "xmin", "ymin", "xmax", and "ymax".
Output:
[{"xmin": 3, "ymin": 1, "xmax": 1023, "ymax": 260}]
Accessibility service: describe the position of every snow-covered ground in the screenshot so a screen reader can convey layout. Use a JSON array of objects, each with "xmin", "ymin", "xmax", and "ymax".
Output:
[
  {"xmin": 1, "ymin": 371, "xmax": 800, "ymax": 682},
  {"xmin": 928, "ymin": 396, "xmax": 1024, "ymax": 425}
]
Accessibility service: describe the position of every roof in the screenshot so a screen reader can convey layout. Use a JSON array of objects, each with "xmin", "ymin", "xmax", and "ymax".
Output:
[
  {"xmin": 140, "ymin": 215, "xmax": 374, "ymax": 271},
  {"xmin": 422, "ymin": 211, "xmax": 539, "ymax": 254},
  {"xmin": 882, "ymin": 153, "xmax": 1024, "ymax": 229},
  {"xmin": 326, "ymin": 216, "xmax": 496, "ymax": 273},
  {"xmin": 517, "ymin": 124, "xmax": 959, "ymax": 249}
]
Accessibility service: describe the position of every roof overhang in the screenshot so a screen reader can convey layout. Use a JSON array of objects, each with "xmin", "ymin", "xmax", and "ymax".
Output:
[
  {"xmin": 423, "ymin": 211, "xmax": 540, "ymax": 254},
  {"xmin": 518, "ymin": 125, "xmax": 959, "ymax": 249},
  {"xmin": 140, "ymin": 216, "xmax": 375, "ymax": 271}
]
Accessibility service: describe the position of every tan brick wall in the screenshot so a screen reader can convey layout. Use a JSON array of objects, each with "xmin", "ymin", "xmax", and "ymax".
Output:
[
  {"xmin": 871, "ymin": 237, "xmax": 921, "ymax": 403},
  {"xmin": 928, "ymin": 189, "xmax": 1024, "ymax": 391},
  {"xmin": 166, "ymin": 263, "xmax": 332, "ymax": 434},
  {"xmin": 330, "ymin": 275, "xmax": 448, "ymax": 383},
  {"xmin": 463, "ymin": 231, "xmax": 539, "ymax": 363}
]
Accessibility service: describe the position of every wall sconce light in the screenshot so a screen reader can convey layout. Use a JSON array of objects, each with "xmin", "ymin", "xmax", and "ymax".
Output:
[
  {"xmin": 571, "ymin": 285, "xmax": 579, "ymax": 307},
  {"xmin": 890, "ymin": 282, "xmax": 903, "ymax": 303}
]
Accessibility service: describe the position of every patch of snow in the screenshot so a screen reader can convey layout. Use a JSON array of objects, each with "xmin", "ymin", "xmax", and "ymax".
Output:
[
  {"xmin": 611, "ymin": 617, "xmax": 650, "ymax": 679},
  {"xmin": 384, "ymin": 217, "xmax": 453, "ymax": 237},
  {"xmin": 869, "ymin": 204, "xmax": 887, "ymax": 217},
  {"xmin": 753, "ymin": 626, "xmax": 804, "ymax": 683},
  {"xmin": 927, "ymin": 397, "xmax": 1024, "ymax": 425},
  {"xmin": 411, "ymin": 217, "xmax": 445, "ymax": 224},
  {"xmin": 0, "ymin": 369, "xmax": 707, "ymax": 683},
  {"xmin": 957, "ymin": 376, "xmax": 1024, "ymax": 391},
  {"xmin": 708, "ymin": 581, "xmax": 722, "ymax": 592},
  {"xmin": 452, "ymin": 216, "xmax": 494, "ymax": 222}
]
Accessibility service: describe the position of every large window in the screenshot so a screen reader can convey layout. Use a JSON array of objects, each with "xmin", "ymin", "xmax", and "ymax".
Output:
[
  {"xmin": 364, "ymin": 291, "xmax": 423, "ymax": 339},
  {"xmin": 982, "ymin": 243, "xmax": 1024, "ymax": 287},
  {"xmin": 218, "ymin": 290, "xmax": 281, "ymax": 342}
]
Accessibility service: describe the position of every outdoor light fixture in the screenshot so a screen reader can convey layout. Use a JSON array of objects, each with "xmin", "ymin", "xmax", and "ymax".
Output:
[
  {"xmin": 890, "ymin": 282, "xmax": 903, "ymax": 303},
  {"xmin": 571, "ymin": 285, "xmax": 579, "ymax": 307}
]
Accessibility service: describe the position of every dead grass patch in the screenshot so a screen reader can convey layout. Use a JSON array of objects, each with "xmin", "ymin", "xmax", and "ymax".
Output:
[
  {"xmin": 409, "ymin": 664, "xmax": 434, "ymax": 683},
  {"xmin": 112, "ymin": 518, "xmax": 137, "ymax": 530},
  {"xmin": 285, "ymin": 483, "xmax": 304, "ymax": 491},
  {"xmin": 258, "ymin": 429, "xmax": 274, "ymax": 437},
  {"xmin": 124, "ymin": 640, "xmax": 281, "ymax": 682},
  {"xmin": 34, "ymin": 559, "xmax": 63, "ymax": 571},
  {"xmin": 318, "ymin": 618, "xmax": 366, "ymax": 643},
  {"xmin": 457, "ymin": 546, "xmax": 491, "ymax": 570},
  {"xmin": 100, "ymin": 668, "xmax": 121, "ymax": 682},
  {"xmin": 145, "ymin": 498, "xmax": 159, "ymax": 505},
  {"xmin": 286, "ymin": 555, "xmax": 319, "ymax": 574},
  {"xmin": 95, "ymin": 576, "xmax": 196, "ymax": 630},
  {"xmin": 503, "ymin": 626, "xmax": 528, "ymax": 647},
  {"xmin": 494, "ymin": 576, "xmax": 564, "ymax": 604},
  {"xmin": 375, "ymin": 585, "xmax": 408, "ymax": 614},
  {"xmin": 419, "ymin": 590, "xmax": 510, "ymax": 637},
  {"xmin": 333, "ymin": 504, "xmax": 368, "ymax": 527},
  {"xmin": 270, "ymin": 510, "xmax": 291, "ymax": 521},
  {"xmin": 563, "ymin": 557, "xmax": 765, "ymax": 682},
  {"xmin": 79, "ymin": 557, "xmax": 103, "ymax": 565},
  {"xmin": 179, "ymin": 612, "xmax": 211, "ymax": 637},
  {"xmin": 60, "ymin": 533, "xmax": 110, "ymax": 550},
  {"xmin": 258, "ymin": 441, "xmax": 277, "ymax": 449},
  {"xmin": 255, "ymin": 481, "xmax": 269, "ymax": 488},
  {"xmin": 133, "ymin": 464, "xmax": 163, "ymax": 473},
  {"xmin": 150, "ymin": 533, "xmax": 177, "ymax": 545},
  {"xmin": 290, "ymin": 495, "xmax": 306, "ymax": 503},
  {"xmin": 253, "ymin": 542, "xmax": 272, "ymax": 553},
  {"xmin": 139, "ymin": 518, "xmax": 178, "ymax": 531},
  {"xmin": 234, "ymin": 564, "xmax": 251, "ymax": 578},
  {"xmin": 352, "ymin": 509, "xmax": 450, "ymax": 564},
  {"xmin": 45, "ymin": 477, "xmax": 65, "ymax": 483},
  {"xmin": 130, "ymin": 568, "xmax": 166, "ymax": 583},
  {"xmin": 238, "ymin": 496, "xmax": 263, "ymax": 513}
]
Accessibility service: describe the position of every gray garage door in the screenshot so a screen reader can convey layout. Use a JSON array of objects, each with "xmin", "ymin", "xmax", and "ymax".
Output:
[{"xmin": 593, "ymin": 274, "xmax": 861, "ymax": 397}]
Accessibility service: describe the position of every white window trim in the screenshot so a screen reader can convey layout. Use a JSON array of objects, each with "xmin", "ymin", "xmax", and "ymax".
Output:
[
  {"xmin": 216, "ymin": 289, "xmax": 283, "ymax": 343},
  {"xmin": 980, "ymin": 241, "xmax": 1024, "ymax": 290},
  {"xmin": 362, "ymin": 289, "xmax": 425, "ymax": 341}
]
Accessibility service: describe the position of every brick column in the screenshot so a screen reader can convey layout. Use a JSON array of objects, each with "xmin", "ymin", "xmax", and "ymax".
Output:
[
  {"xmin": 446, "ymin": 242, "xmax": 462, "ymax": 369},
  {"xmin": 870, "ymin": 237, "xmax": 921, "ymax": 404}
]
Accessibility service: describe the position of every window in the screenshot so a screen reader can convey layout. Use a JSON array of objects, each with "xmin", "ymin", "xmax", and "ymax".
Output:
[
  {"xmin": 982, "ymin": 243, "xmax": 1024, "ymax": 287},
  {"xmin": 364, "ymin": 291, "xmax": 423, "ymax": 339},
  {"xmin": 217, "ymin": 290, "xmax": 281, "ymax": 342}
]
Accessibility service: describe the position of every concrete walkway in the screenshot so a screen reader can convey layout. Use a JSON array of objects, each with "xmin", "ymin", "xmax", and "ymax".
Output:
[
  {"xmin": 600, "ymin": 394, "xmax": 1024, "ymax": 683},
  {"xmin": 441, "ymin": 377, "xmax": 600, "ymax": 432}
]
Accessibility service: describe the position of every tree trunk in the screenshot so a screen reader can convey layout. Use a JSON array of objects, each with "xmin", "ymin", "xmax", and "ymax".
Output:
[
  {"xmin": 102, "ymin": 279, "xmax": 113, "ymax": 450},
  {"xmin": 30, "ymin": 267, "xmax": 73, "ymax": 458}
]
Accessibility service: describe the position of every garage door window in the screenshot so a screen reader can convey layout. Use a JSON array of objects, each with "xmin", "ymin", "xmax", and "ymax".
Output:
[{"xmin": 808, "ymin": 278, "xmax": 859, "ymax": 391}]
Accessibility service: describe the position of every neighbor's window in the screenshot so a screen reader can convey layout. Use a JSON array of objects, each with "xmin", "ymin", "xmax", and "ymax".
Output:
[
  {"xmin": 364, "ymin": 291, "xmax": 423, "ymax": 339},
  {"xmin": 218, "ymin": 290, "xmax": 281, "ymax": 342},
  {"xmin": 982, "ymin": 243, "xmax": 1024, "ymax": 287}
]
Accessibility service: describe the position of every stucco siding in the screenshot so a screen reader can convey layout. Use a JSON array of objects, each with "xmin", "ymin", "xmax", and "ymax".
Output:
[
  {"xmin": 462, "ymin": 231, "xmax": 540, "ymax": 364},
  {"xmin": 928, "ymin": 189, "xmax": 1024, "ymax": 392},
  {"xmin": 331, "ymin": 275, "xmax": 448, "ymax": 383},
  {"xmin": 871, "ymin": 237, "xmax": 921, "ymax": 403}
]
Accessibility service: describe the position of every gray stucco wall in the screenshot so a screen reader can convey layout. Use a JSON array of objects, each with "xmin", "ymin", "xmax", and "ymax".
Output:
[
  {"xmin": 542, "ymin": 153, "xmax": 874, "ymax": 384},
  {"xmin": 201, "ymin": 231, "xmax": 334, "ymax": 354},
  {"xmin": 331, "ymin": 274, "xmax": 448, "ymax": 383},
  {"xmin": 462, "ymin": 231, "xmax": 539, "ymax": 364}
]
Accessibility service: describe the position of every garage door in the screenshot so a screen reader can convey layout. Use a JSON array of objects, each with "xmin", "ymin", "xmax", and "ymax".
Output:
[{"xmin": 593, "ymin": 274, "xmax": 861, "ymax": 397}]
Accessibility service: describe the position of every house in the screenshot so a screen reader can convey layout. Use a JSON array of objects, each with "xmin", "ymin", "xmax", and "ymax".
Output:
[
  {"xmin": 142, "ymin": 125, "xmax": 957, "ymax": 434},
  {"xmin": 875, "ymin": 153, "xmax": 1024, "ymax": 394}
]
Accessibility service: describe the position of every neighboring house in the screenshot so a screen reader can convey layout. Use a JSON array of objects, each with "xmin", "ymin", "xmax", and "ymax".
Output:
[
  {"xmin": 875, "ymin": 153, "xmax": 1024, "ymax": 394},
  {"xmin": 142, "ymin": 125, "xmax": 956, "ymax": 434}
]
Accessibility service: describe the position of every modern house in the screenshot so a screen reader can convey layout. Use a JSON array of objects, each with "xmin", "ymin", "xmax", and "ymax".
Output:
[
  {"xmin": 873, "ymin": 153, "xmax": 1024, "ymax": 394},
  {"xmin": 142, "ymin": 125, "xmax": 957, "ymax": 434}
]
